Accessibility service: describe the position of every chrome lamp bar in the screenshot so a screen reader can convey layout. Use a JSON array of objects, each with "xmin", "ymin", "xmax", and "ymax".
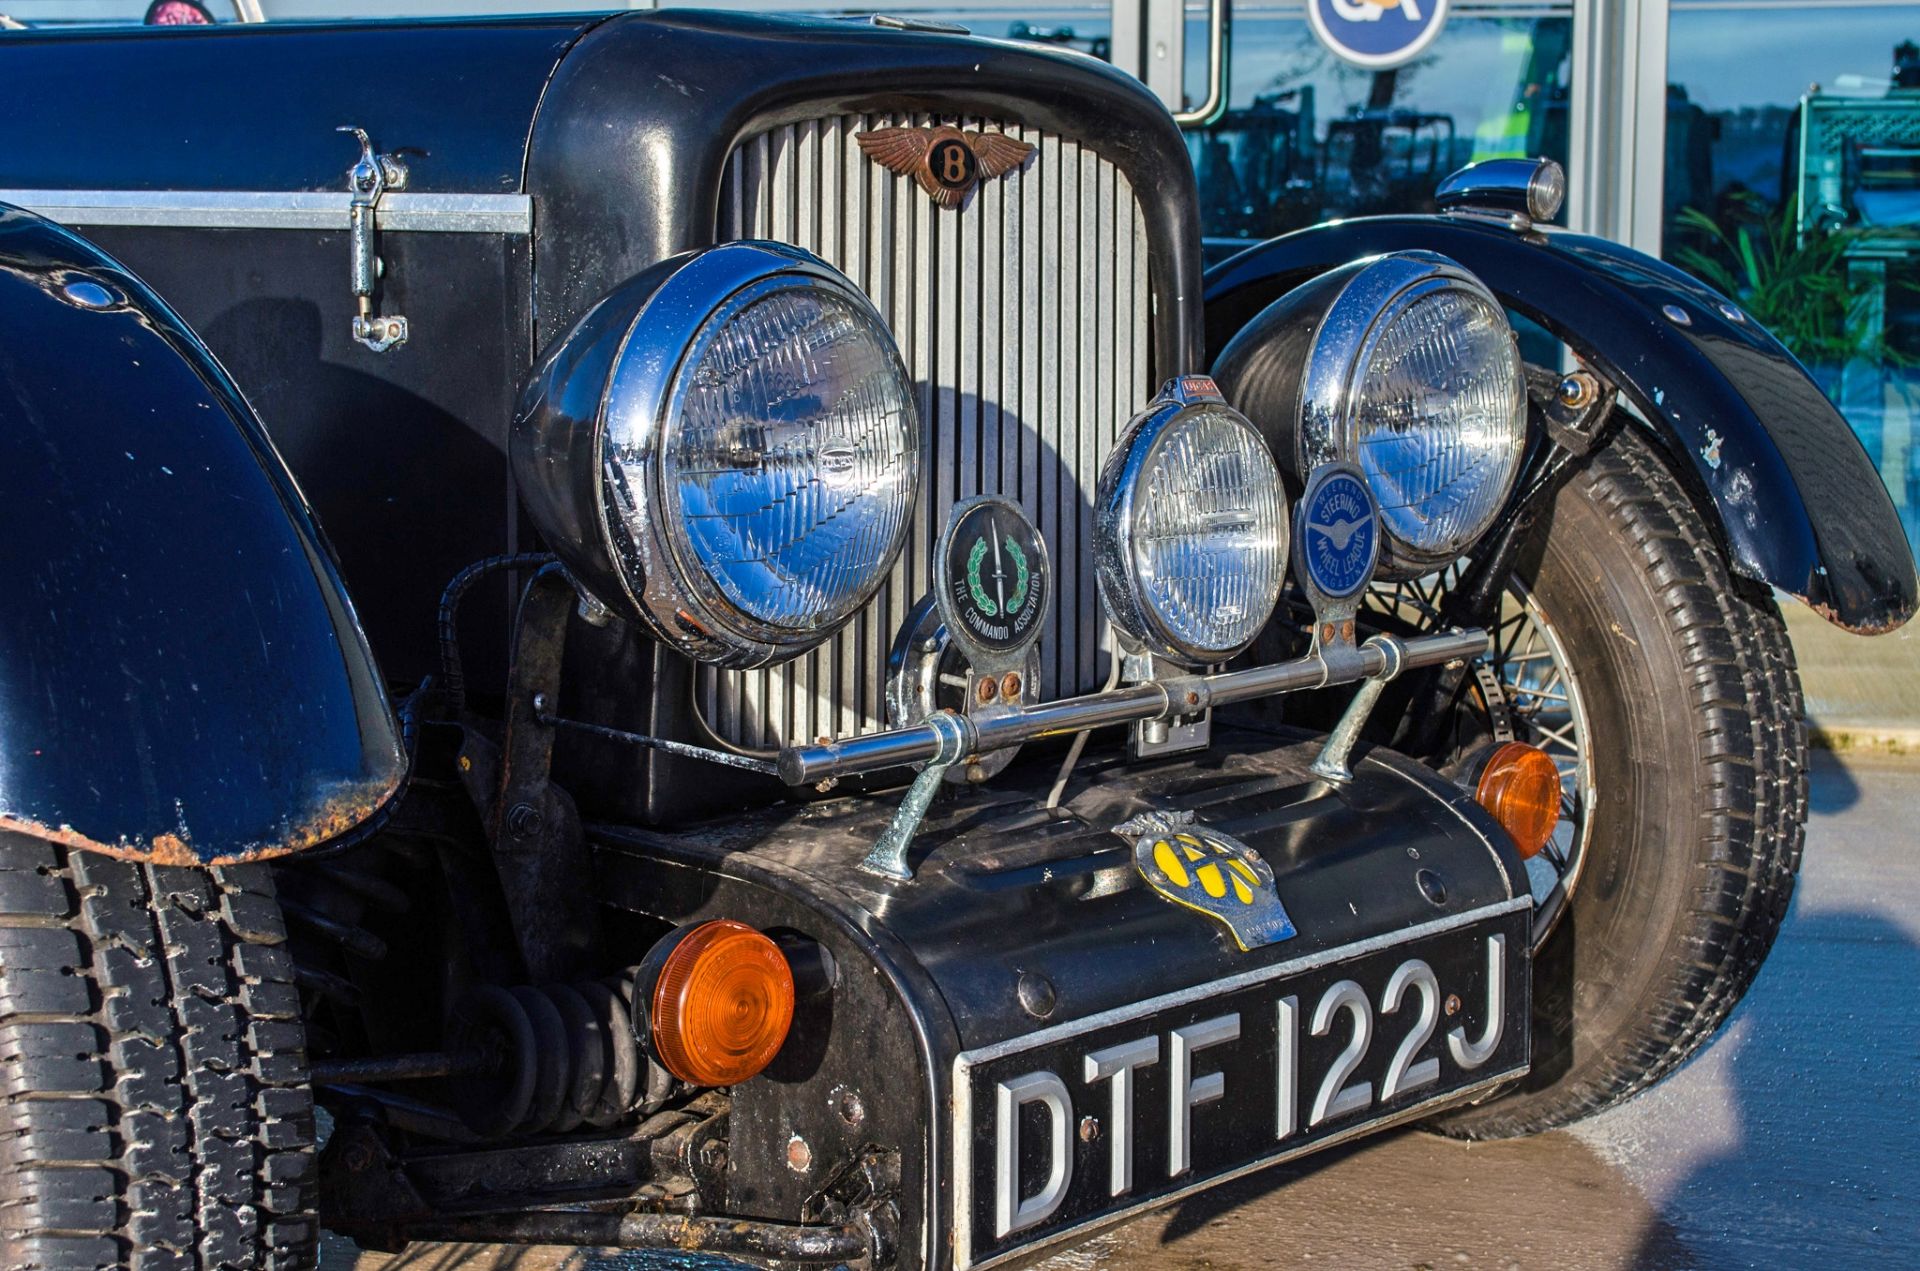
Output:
[{"xmin": 777, "ymin": 627, "xmax": 1490, "ymax": 786}]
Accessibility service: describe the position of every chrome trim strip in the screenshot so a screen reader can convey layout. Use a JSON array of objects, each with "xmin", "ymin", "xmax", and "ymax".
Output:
[
  {"xmin": 957, "ymin": 896, "xmax": 1530, "ymax": 1067},
  {"xmin": 0, "ymin": 190, "xmax": 532, "ymax": 234},
  {"xmin": 950, "ymin": 894, "xmax": 1531, "ymax": 1269}
]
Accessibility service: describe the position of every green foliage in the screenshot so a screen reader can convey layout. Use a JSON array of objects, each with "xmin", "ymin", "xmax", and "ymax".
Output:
[{"xmin": 1670, "ymin": 195, "xmax": 1908, "ymax": 369}]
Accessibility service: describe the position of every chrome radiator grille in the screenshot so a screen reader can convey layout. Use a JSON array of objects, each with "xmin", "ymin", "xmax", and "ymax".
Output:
[{"xmin": 700, "ymin": 115, "xmax": 1152, "ymax": 748}]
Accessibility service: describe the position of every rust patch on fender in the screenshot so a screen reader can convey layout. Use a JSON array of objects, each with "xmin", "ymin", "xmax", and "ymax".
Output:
[
  {"xmin": 1806, "ymin": 595, "xmax": 1911, "ymax": 638},
  {"xmin": 0, "ymin": 769, "xmax": 404, "ymax": 867}
]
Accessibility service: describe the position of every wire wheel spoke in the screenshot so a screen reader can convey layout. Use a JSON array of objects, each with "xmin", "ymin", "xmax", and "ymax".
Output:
[{"xmin": 1367, "ymin": 570, "xmax": 1594, "ymax": 947}]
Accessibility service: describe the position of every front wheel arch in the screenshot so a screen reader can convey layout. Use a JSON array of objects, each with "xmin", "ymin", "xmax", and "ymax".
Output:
[
  {"xmin": 0, "ymin": 205, "xmax": 405, "ymax": 866},
  {"xmin": 1203, "ymin": 214, "xmax": 1917, "ymax": 635}
]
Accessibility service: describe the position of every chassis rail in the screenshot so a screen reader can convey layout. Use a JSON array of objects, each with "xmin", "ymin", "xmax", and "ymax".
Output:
[{"xmin": 396, "ymin": 1211, "xmax": 870, "ymax": 1262}]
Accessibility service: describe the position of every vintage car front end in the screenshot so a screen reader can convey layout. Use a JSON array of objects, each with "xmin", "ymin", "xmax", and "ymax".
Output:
[
  {"xmin": 1, "ymin": 9, "xmax": 1909, "ymax": 1271},
  {"xmin": 393, "ymin": 18, "xmax": 1548, "ymax": 1255}
]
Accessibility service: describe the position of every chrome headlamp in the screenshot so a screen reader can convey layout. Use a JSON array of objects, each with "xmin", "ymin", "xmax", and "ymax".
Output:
[
  {"xmin": 1213, "ymin": 251, "xmax": 1527, "ymax": 578},
  {"xmin": 513, "ymin": 242, "xmax": 920, "ymax": 668},
  {"xmin": 1096, "ymin": 378, "xmax": 1289, "ymax": 666}
]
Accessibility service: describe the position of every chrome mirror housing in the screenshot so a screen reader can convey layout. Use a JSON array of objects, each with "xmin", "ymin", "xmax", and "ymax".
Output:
[{"xmin": 1434, "ymin": 157, "xmax": 1566, "ymax": 227}]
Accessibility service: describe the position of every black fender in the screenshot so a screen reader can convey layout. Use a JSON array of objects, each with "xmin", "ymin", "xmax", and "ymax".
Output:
[
  {"xmin": 1204, "ymin": 216, "xmax": 1918, "ymax": 634},
  {"xmin": 0, "ymin": 207, "xmax": 404, "ymax": 865}
]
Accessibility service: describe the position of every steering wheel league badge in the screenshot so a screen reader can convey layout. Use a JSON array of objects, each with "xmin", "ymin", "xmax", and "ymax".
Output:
[{"xmin": 1297, "ymin": 462, "xmax": 1380, "ymax": 608}]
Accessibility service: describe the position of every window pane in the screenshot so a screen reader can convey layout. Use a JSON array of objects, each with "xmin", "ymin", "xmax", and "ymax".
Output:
[
  {"xmin": 1667, "ymin": 5, "xmax": 1920, "ymax": 555},
  {"xmin": 1184, "ymin": 6, "xmax": 1572, "ymax": 258}
]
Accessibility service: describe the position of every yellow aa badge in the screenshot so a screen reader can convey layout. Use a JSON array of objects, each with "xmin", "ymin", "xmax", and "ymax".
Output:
[{"xmin": 1118, "ymin": 812, "xmax": 1295, "ymax": 951}]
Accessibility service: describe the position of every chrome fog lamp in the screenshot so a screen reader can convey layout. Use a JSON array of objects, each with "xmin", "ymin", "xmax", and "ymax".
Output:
[
  {"xmin": 512, "ymin": 242, "xmax": 920, "ymax": 668},
  {"xmin": 1212, "ymin": 251, "xmax": 1527, "ymax": 578},
  {"xmin": 1096, "ymin": 378, "xmax": 1289, "ymax": 666}
]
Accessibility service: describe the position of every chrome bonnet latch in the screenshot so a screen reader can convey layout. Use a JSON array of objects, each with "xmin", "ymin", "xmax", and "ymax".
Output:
[{"xmin": 338, "ymin": 126, "xmax": 409, "ymax": 353}]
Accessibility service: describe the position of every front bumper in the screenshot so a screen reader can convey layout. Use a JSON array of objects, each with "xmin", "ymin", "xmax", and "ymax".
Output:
[{"xmin": 593, "ymin": 725, "xmax": 1530, "ymax": 1269}]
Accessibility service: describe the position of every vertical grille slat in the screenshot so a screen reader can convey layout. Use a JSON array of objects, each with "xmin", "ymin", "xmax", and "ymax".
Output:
[
  {"xmin": 1039, "ymin": 131, "xmax": 1067, "ymax": 702},
  {"xmin": 703, "ymin": 115, "xmax": 1152, "ymax": 746}
]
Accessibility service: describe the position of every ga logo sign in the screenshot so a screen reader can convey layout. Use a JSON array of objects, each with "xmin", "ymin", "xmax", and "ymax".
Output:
[{"xmin": 1308, "ymin": 0, "xmax": 1449, "ymax": 70}]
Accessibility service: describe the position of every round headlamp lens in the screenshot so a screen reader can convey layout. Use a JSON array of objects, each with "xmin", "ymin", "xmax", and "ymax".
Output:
[
  {"xmin": 661, "ymin": 281, "xmax": 918, "ymax": 634},
  {"xmin": 1103, "ymin": 403, "xmax": 1288, "ymax": 664},
  {"xmin": 1349, "ymin": 284, "xmax": 1525, "ymax": 566}
]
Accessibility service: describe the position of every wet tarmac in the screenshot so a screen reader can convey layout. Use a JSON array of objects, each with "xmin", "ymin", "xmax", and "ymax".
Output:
[{"xmin": 337, "ymin": 750, "xmax": 1920, "ymax": 1271}]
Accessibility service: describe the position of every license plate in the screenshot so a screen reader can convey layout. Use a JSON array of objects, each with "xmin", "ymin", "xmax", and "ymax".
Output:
[{"xmin": 950, "ymin": 899, "xmax": 1531, "ymax": 1268}]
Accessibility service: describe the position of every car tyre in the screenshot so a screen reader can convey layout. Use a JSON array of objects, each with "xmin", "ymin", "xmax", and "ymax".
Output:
[
  {"xmin": 1434, "ymin": 427, "xmax": 1808, "ymax": 1138},
  {"xmin": 0, "ymin": 832, "xmax": 318, "ymax": 1270}
]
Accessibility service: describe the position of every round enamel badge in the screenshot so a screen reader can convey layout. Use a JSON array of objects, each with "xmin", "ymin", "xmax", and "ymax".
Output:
[
  {"xmin": 1296, "ymin": 463, "xmax": 1379, "ymax": 603},
  {"xmin": 1307, "ymin": 0, "xmax": 1450, "ymax": 70},
  {"xmin": 937, "ymin": 496, "xmax": 1051, "ymax": 661}
]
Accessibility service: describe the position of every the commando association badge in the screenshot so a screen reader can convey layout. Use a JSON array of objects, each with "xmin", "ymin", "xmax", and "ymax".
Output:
[
  {"xmin": 1116, "ymin": 810, "xmax": 1296, "ymax": 951},
  {"xmin": 856, "ymin": 125, "xmax": 1035, "ymax": 208},
  {"xmin": 936, "ymin": 496, "xmax": 1050, "ymax": 659}
]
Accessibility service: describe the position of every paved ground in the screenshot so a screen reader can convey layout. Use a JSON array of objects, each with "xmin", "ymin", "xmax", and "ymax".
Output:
[
  {"xmin": 339, "ymin": 750, "xmax": 1920, "ymax": 1271},
  {"xmin": 1783, "ymin": 604, "xmax": 1920, "ymax": 752}
]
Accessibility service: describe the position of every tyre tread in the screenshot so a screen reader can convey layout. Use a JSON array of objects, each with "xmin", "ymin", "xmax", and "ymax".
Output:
[
  {"xmin": 1442, "ymin": 428, "xmax": 1808, "ymax": 1138},
  {"xmin": 0, "ymin": 838, "xmax": 316, "ymax": 1271}
]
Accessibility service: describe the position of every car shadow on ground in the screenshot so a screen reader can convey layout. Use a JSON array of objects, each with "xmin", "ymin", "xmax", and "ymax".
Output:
[
  {"xmin": 1607, "ymin": 908, "xmax": 1920, "ymax": 1270},
  {"xmin": 1083, "ymin": 1120, "xmax": 1699, "ymax": 1270}
]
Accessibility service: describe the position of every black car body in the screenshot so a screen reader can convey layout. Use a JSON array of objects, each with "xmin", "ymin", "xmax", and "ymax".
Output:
[{"xmin": 0, "ymin": 11, "xmax": 1912, "ymax": 1271}]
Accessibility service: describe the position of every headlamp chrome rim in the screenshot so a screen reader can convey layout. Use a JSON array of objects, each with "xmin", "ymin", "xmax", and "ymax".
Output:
[
  {"xmin": 591, "ymin": 241, "xmax": 919, "ymax": 668},
  {"xmin": 1298, "ymin": 251, "xmax": 1526, "ymax": 577},
  {"xmin": 1097, "ymin": 385, "xmax": 1289, "ymax": 666}
]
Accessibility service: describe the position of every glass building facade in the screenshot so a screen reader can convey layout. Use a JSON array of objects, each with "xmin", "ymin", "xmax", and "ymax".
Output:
[
  {"xmin": 1664, "ymin": 2, "xmax": 1920, "ymax": 552},
  {"xmin": 1177, "ymin": 4, "xmax": 1574, "ymax": 259},
  {"xmin": 10, "ymin": 0, "xmax": 1917, "ymax": 549},
  {"xmin": 712, "ymin": 0, "xmax": 1917, "ymax": 553}
]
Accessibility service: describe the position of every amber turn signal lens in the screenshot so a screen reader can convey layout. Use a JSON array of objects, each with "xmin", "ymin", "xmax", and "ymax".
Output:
[
  {"xmin": 1475, "ymin": 741, "xmax": 1562, "ymax": 860},
  {"xmin": 649, "ymin": 919, "xmax": 795, "ymax": 1087}
]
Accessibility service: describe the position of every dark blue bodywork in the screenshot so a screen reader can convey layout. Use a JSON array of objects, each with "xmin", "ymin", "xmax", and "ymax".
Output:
[
  {"xmin": 1205, "ymin": 217, "xmax": 1920, "ymax": 634},
  {"xmin": 0, "ymin": 12, "xmax": 1908, "ymax": 879},
  {"xmin": 0, "ymin": 208, "xmax": 404, "ymax": 863},
  {"xmin": 0, "ymin": 17, "xmax": 585, "ymax": 193}
]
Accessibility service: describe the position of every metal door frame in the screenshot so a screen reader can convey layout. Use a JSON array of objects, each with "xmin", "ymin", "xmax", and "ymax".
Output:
[
  {"xmin": 1113, "ymin": 0, "xmax": 1661, "ymax": 249},
  {"xmin": 1567, "ymin": 0, "xmax": 1669, "ymax": 252}
]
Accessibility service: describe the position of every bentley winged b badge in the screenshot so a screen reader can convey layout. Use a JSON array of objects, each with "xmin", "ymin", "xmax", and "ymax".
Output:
[{"xmin": 856, "ymin": 125, "xmax": 1035, "ymax": 207}]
